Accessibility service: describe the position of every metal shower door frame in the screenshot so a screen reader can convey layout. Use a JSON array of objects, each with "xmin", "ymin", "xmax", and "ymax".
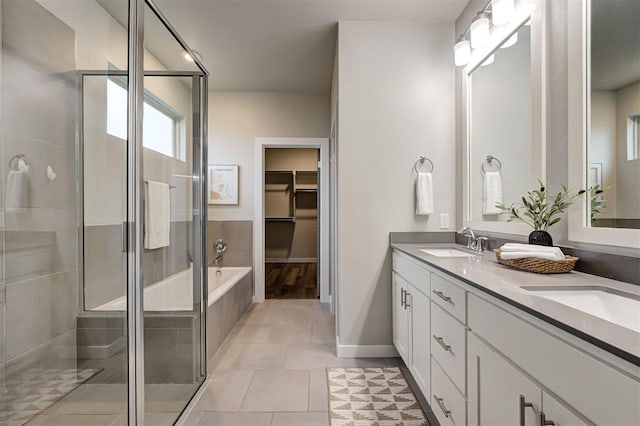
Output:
[{"xmin": 73, "ymin": 0, "xmax": 210, "ymax": 423}]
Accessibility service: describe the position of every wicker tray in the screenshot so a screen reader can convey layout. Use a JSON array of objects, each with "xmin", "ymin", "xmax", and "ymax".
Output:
[{"xmin": 494, "ymin": 249, "xmax": 578, "ymax": 274}]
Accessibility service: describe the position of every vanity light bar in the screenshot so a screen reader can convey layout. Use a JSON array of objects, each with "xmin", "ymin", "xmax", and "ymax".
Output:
[{"xmin": 454, "ymin": 0, "xmax": 516, "ymax": 67}]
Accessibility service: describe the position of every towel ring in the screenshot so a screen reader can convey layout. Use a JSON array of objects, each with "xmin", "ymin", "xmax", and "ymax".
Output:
[
  {"xmin": 414, "ymin": 156, "xmax": 434, "ymax": 174},
  {"xmin": 481, "ymin": 155, "xmax": 502, "ymax": 174},
  {"xmin": 9, "ymin": 154, "xmax": 29, "ymax": 172}
]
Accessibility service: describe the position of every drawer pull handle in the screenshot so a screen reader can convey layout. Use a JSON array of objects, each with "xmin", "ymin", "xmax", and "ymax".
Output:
[
  {"xmin": 433, "ymin": 290, "xmax": 452, "ymax": 303},
  {"xmin": 540, "ymin": 412, "xmax": 556, "ymax": 426},
  {"xmin": 434, "ymin": 395, "xmax": 451, "ymax": 418},
  {"xmin": 433, "ymin": 335, "xmax": 452, "ymax": 352},
  {"xmin": 401, "ymin": 288, "xmax": 406, "ymax": 308},
  {"xmin": 519, "ymin": 395, "xmax": 535, "ymax": 426}
]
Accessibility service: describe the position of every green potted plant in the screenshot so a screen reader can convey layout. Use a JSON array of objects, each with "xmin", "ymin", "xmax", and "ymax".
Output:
[
  {"xmin": 588, "ymin": 184, "xmax": 612, "ymax": 224},
  {"xmin": 495, "ymin": 181, "xmax": 586, "ymax": 246}
]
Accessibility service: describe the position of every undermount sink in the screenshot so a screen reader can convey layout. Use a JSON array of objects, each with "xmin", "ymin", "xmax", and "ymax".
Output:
[
  {"xmin": 419, "ymin": 248, "xmax": 478, "ymax": 258},
  {"xmin": 522, "ymin": 286, "xmax": 640, "ymax": 332}
]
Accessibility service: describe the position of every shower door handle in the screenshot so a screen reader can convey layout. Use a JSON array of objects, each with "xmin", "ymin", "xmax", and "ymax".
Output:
[{"xmin": 122, "ymin": 221, "xmax": 128, "ymax": 253}]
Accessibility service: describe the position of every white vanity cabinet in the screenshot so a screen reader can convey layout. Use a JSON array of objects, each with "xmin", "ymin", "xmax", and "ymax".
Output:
[
  {"xmin": 392, "ymin": 252, "xmax": 431, "ymax": 399},
  {"xmin": 468, "ymin": 333, "xmax": 588, "ymax": 426},
  {"xmin": 391, "ymin": 248, "xmax": 640, "ymax": 426},
  {"xmin": 468, "ymin": 293, "xmax": 639, "ymax": 426},
  {"xmin": 392, "ymin": 272, "xmax": 411, "ymax": 362}
]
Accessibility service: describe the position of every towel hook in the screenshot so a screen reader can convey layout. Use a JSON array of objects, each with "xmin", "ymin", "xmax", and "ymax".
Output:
[
  {"xmin": 414, "ymin": 156, "xmax": 434, "ymax": 174},
  {"xmin": 481, "ymin": 155, "xmax": 502, "ymax": 174},
  {"xmin": 9, "ymin": 154, "xmax": 29, "ymax": 172}
]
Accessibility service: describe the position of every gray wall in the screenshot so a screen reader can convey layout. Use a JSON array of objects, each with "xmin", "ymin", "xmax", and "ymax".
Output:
[
  {"xmin": 336, "ymin": 21, "xmax": 455, "ymax": 347},
  {"xmin": 207, "ymin": 92, "xmax": 330, "ymax": 221},
  {"xmin": 83, "ymin": 222, "xmax": 191, "ymax": 310},
  {"xmin": 1, "ymin": 0, "xmax": 77, "ymax": 373},
  {"xmin": 207, "ymin": 220, "xmax": 253, "ymax": 267}
]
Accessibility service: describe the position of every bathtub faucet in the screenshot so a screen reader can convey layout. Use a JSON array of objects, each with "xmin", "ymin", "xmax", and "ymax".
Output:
[{"xmin": 213, "ymin": 239, "xmax": 228, "ymax": 267}]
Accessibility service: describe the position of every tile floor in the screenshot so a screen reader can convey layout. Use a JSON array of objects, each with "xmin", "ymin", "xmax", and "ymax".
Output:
[
  {"xmin": 26, "ymin": 300, "xmax": 434, "ymax": 426},
  {"xmin": 181, "ymin": 300, "xmax": 432, "ymax": 426}
]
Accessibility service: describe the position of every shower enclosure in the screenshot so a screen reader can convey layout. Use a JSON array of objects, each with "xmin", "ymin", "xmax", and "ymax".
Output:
[{"xmin": 1, "ymin": 0, "xmax": 209, "ymax": 424}]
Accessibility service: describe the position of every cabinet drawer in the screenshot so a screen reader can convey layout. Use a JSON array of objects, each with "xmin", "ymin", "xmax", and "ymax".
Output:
[
  {"xmin": 431, "ymin": 357, "xmax": 466, "ymax": 426},
  {"xmin": 469, "ymin": 293, "xmax": 639, "ymax": 426},
  {"xmin": 431, "ymin": 273, "xmax": 466, "ymax": 323},
  {"xmin": 431, "ymin": 302, "xmax": 467, "ymax": 394},
  {"xmin": 392, "ymin": 251, "xmax": 430, "ymax": 296}
]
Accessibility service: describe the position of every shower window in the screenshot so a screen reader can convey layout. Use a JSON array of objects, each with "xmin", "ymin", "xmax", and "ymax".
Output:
[{"xmin": 107, "ymin": 77, "xmax": 186, "ymax": 160}]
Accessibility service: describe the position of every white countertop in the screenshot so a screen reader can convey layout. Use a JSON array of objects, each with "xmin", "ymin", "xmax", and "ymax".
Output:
[{"xmin": 391, "ymin": 243, "xmax": 640, "ymax": 363}]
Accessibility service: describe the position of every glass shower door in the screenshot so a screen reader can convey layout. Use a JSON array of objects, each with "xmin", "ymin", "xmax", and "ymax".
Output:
[{"xmin": 140, "ymin": 4, "xmax": 208, "ymax": 424}]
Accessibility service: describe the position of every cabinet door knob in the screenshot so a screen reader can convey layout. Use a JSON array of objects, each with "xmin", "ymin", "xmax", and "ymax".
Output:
[
  {"xmin": 434, "ymin": 395, "xmax": 451, "ymax": 418},
  {"xmin": 433, "ymin": 290, "xmax": 452, "ymax": 303},
  {"xmin": 433, "ymin": 335, "xmax": 452, "ymax": 352},
  {"xmin": 400, "ymin": 288, "xmax": 406, "ymax": 308},
  {"xmin": 519, "ymin": 395, "xmax": 535, "ymax": 426}
]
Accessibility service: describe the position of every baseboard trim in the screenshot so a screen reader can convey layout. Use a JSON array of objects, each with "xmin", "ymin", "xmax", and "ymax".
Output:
[{"xmin": 336, "ymin": 340, "xmax": 399, "ymax": 358}]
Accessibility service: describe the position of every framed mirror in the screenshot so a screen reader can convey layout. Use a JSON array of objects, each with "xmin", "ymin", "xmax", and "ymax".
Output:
[
  {"xmin": 462, "ymin": 0, "xmax": 546, "ymax": 235},
  {"xmin": 568, "ymin": 0, "xmax": 640, "ymax": 248}
]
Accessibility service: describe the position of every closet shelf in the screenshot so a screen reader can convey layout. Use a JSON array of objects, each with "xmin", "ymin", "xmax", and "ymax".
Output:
[
  {"xmin": 265, "ymin": 184, "xmax": 290, "ymax": 191},
  {"xmin": 265, "ymin": 217, "xmax": 295, "ymax": 222}
]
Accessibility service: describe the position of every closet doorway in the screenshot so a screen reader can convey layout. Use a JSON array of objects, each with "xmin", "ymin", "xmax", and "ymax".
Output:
[
  {"xmin": 264, "ymin": 148, "xmax": 319, "ymax": 298},
  {"xmin": 254, "ymin": 138, "xmax": 330, "ymax": 306}
]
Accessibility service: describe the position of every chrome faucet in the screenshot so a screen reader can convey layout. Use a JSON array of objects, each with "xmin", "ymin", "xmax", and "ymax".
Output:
[
  {"xmin": 213, "ymin": 239, "xmax": 228, "ymax": 267},
  {"xmin": 457, "ymin": 227, "xmax": 488, "ymax": 252}
]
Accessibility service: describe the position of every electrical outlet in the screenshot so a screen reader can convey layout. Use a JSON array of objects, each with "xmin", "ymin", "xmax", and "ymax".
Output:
[{"xmin": 440, "ymin": 213, "xmax": 450, "ymax": 229}]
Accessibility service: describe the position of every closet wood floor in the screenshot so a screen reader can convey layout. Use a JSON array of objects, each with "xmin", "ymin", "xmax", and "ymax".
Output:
[{"xmin": 265, "ymin": 263, "xmax": 317, "ymax": 299}]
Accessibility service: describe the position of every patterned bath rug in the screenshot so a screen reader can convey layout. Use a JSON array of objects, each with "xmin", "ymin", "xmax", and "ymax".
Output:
[
  {"xmin": 2, "ymin": 368, "xmax": 102, "ymax": 426},
  {"xmin": 326, "ymin": 367, "xmax": 429, "ymax": 426}
]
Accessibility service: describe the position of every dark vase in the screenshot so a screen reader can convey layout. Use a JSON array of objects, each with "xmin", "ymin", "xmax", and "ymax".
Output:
[{"xmin": 528, "ymin": 230, "xmax": 553, "ymax": 247}]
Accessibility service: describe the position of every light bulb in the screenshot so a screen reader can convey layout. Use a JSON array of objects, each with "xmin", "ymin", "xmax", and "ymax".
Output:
[
  {"xmin": 454, "ymin": 37, "xmax": 471, "ymax": 66},
  {"xmin": 481, "ymin": 54, "xmax": 495, "ymax": 67},
  {"xmin": 182, "ymin": 50, "xmax": 202, "ymax": 63},
  {"xmin": 500, "ymin": 32, "xmax": 518, "ymax": 48},
  {"xmin": 470, "ymin": 13, "xmax": 491, "ymax": 49},
  {"xmin": 492, "ymin": 0, "xmax": 515, "ymax": 26}
]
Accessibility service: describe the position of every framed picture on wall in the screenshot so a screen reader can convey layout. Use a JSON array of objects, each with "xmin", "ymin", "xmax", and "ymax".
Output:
[{"xmin": 208, "ymin": 164, "xmax": 239, "ymax": 205}]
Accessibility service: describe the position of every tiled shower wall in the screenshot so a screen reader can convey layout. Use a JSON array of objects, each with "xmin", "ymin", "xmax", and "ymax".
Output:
[
  {"xmin": 1, "ymin": 0, "xmax": 78, "ymax": 374},
  {"xmin": 83, "ymin": 222, "xmax": 191, "ymax": 310},
  {"xmin": 207, "ymin": 220, "xmax": 253, "ymax": 267}
]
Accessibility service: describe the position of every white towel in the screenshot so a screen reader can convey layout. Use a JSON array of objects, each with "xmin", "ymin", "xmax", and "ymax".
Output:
[
  {"xmin": 500, "ymin": 251, "xmax": 565, "ymax": 261},
  {"xmin": 416, "ymin": 172, "xmax": 434, "ymax": 216},
  {"xmin": 144, "ymin": 181, "xmax": 170, "ymax": 249},
  {"xmin": 6, "ymin": 170, "xmax": 28, "ymax": 208},
  {"xmin": 483, "ymin": 171, "xmax": 503, "ymax": 215},
  {"xmin": 500, "ymin": 243, "xmax": 565, "ymax": 261}
]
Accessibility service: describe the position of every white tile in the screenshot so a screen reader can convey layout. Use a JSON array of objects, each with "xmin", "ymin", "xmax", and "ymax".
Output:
[
  {"xmin": 233, "ymin": 344, "xmax": 287, "ymax": 370},
  {"xmin": 308, "ymin": 369, "xmax": 329, "ymax": 412},
  {"xmin": 240, "ymin": 370, "xmax": 309, "ymax": 412},
  {"xmin": 271, "ymin": 412, "xmax": 329, "ymax": 426},
  {"xmin": 267, "ymin": 322, "xmax": 312, "ymax": 343},
  {"xmin": 284, "ymin": 343, "xmax": 342, "ymax": 369},
  {"xmin": 197, "ymin": 412, "xmax": 272, "ymax": 426},
  {"xmin": 193, "ymin": 370, "xmax": 254, "ymax": 412},
  {"xmin": 230, "ymin": 323, "xmax": 273, "ymax": 343},
  {"xmin": 26, "ymin": 414, "xmax": 118, "ymax": 426}
]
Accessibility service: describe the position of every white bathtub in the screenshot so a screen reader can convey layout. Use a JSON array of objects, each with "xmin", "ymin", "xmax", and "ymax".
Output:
[{"xmin": 93, "ymin": 266, "xmax": 252, "ymax": 312}]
